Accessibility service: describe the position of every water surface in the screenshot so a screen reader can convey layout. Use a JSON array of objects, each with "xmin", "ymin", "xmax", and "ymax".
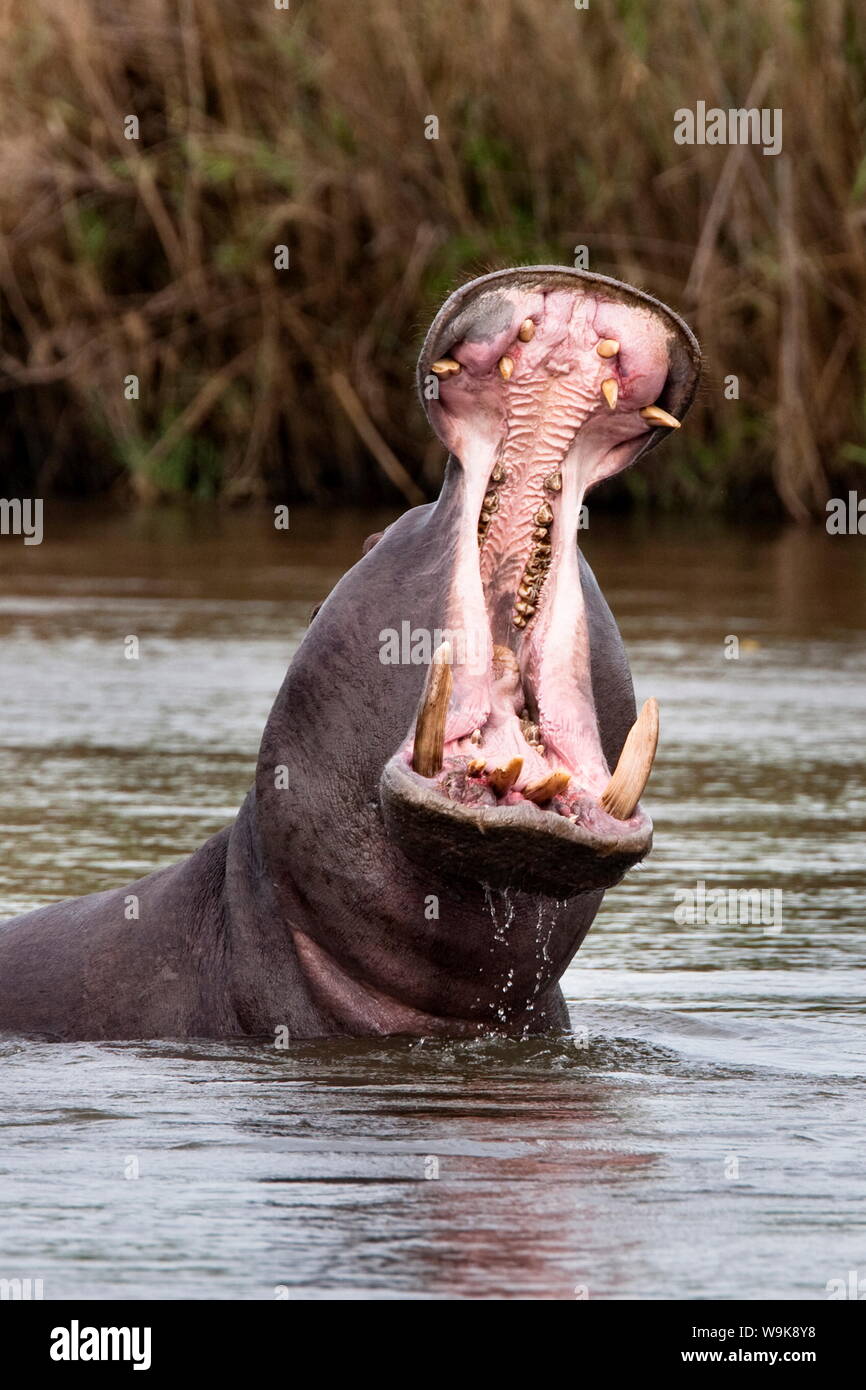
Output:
[{"xmin": 0, "ymin": 506, "xmax": 864, "ymax": 1299}]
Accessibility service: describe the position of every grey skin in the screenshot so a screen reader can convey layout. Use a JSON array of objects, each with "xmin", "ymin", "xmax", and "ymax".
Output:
[{"xmin": 0, "ymin": 266, "xmax": 700, "ymax": 1042}]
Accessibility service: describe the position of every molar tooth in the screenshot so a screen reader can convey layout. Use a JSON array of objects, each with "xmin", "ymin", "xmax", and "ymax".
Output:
[
  {"xmin": 534, "ymin": 501, "xmax": 554, "ymax": 526},
  {"xmin": 517, "ymin": 319, "xmax": 535, "ymax": 342},
  {"xmin": 523, "ymin": 771, "xmax": 571, "ymax": 804},
  {"xmin": 543, "ymin": 472, "xmax": 562, "ymax": 492},
  {"xmin": 489, "ymin": 757, "xmax": 523, "ymax": 796},
  {"xmin": 640, "ymin": 404, "xmax": 680, "ymax": 429},
  {"xmin": 512, "ymin": 614, "xmax": 527, "ymax": 629},
  {"xmin": 597, "ymin": 339, "xmax": 620, "ymax": 358},
  {"xmin": 498, "ymin": 356, "xmax": 514, "ymax": 380},
  {"xmin": 430, "ymin": 358, "xmax": 460, "ymax": 377},
  {"xmin": 490, "ymin": 462, "xmax": 505, "ymax": 484},
  {"xmin": 483, "ymin": 490, "xmax": 499, "ymax": 510},
  {"xmin": 601, "ymin": 378, "xmax": 619, "ymax": 410}
]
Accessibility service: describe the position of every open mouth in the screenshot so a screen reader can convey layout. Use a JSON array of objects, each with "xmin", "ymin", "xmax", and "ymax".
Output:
[{"xmin": 380, "ymin": 267, "xmax": 700, "ymax": 897}]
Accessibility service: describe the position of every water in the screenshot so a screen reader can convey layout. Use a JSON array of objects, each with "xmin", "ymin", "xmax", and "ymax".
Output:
[{"xmin": 0, "ymin": 505, "xmax": 864, "ymax": 1300}]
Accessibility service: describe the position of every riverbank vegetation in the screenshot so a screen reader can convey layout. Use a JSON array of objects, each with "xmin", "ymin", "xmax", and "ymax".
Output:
[{"xmin": 0, "ymin": 0, "xmax": 864, "ymax": 517}]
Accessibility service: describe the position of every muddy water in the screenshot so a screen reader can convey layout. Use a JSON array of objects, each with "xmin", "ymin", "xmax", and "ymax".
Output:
[{"xmin": 0, "ymin": 504, "xmax": 864, "ymax": 1300}]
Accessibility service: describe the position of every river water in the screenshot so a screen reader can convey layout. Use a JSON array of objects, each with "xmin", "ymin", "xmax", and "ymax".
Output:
[{"xmin": 0, "ymin": 504, "xmax": 863, "ymax": 1300}]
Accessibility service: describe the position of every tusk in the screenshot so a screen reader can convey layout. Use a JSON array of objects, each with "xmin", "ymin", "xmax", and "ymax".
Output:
[
  {"xmin": 430, "ymin": 358, "xmax": 461, "ymax": 377},
  {"xmin": 411, "ymin": 642, "xmax": 453, "ymax": 777},
  {"xmin": 489, "ymin": 756, "xmax": 523, "ymax": 796},
  {"xmin": 600, "ymin": 698, "xmax": 659, "ymax": 820},
  {"xmin": 597, "ymin": 338, "xmax": 620, "ymax": 358},
  {"xmin": 601, "ymin": 377, "xmax": 618, "ymax": 410},
  {"xmin": 467, "ymin": 758, "xmax": 487, "ymax": 776},
  {"xmin": 517, "ymin": 319, "xmax": 535, "ymax": 342},
  {"xmin": 499, "ymin": 355, "xmax": 514, "ymax": 380},
  {"xmin": 523, "ymin": 770, "xmax": 570, "ymax": 804},
  {"xmin": 640, "ymin": 404, "xmax": 680, "ymax": 429}
]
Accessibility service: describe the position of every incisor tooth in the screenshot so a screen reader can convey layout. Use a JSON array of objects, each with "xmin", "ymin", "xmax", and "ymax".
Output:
[
  {"xmin": 523, "ymin": 771, "xmax": 570, "ymax": 804},
  {"xmin": 499, "ymin": 356, "xmax": 514, "ymax": 380},
  {"xmin": 597, "ymin": 339, "xmax": 620, "ymax": 358},
  {"xmin": 489, "ymin": 757, "xmax": 523, "ymax": 796},
  {"xmin": 430, "ymin": 358, "xmax": 460, "ymax": 377},
  {"xmin": 600, "ymin": 698, "xmax": 659, "ymax": 820},
  {"xmin": 518, "ymin": 319, "xmax": 535, "ymax": 342},
  {"xmin": 411, "ymin": 642, "xmax": 452, "ymax": 778},
  {"xmin": 640, "ymin": 404, "xmax": 680, "ymax": 429},
  {"xmin": 601, "ymin": 378, "xmax": 619, "ymax": 410}
]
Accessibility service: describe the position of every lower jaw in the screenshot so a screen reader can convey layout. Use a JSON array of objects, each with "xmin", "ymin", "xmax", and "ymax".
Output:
[{"xmin": 380, "ymin": 754, "xmax": 651, "ymax": 897}]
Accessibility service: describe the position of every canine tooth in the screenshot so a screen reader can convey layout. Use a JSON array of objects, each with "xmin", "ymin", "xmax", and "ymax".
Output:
[
  {"xmin": 543, "ymin": 472, "xmax": 562, "ymax": 492},
  {"xmin": 499, "ymin": 356, "xmax": 514, "ymax": 380},
  {"xmin": 489, "ymin": 757, "xmax": 523, "ymax": 796},
  {"xmin": 524, "ymin": 771, "xmax": 570, "ymax": 804},
  {"xmin": 518, "ymin": 319, "xmax": 535, "ymax": 342},
  {"xmin": 430, "ymin": 358, "xmax": 460, "ymax": 377},
  {"xmin": 640, "ymin": 404, "xmax": 680, "ymax": 429},
  {"xmin": 467, "ymin": 758, "xmax": 486, "ymax": 775},
  {"xmin": 411, "ymin": 642, "xmax": 453, "ymax": 778},
  {"xmin": 601, "ymin": 378, "xmax": 619, "ymax": 410},
  {"xmin": 597, "ymin": 339, "xmax": 620, "ymax": 358},
  {"xmin": 600, "ymin": 698, "xmax": 659, "ymax": 820},
  {"xmin": 534, "ymin": 501, "xmax": 553, "ymax": 526}
]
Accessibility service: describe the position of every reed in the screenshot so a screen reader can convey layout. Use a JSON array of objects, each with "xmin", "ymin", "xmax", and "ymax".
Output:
[{"xmin": 0, "ymin": 0, "xmax": 863, "ymax": 516}]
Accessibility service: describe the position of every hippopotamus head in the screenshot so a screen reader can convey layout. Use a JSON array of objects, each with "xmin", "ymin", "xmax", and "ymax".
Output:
[{"xmin": 253, "ymin": 265, "xmax": 700, "ymax": 1033}]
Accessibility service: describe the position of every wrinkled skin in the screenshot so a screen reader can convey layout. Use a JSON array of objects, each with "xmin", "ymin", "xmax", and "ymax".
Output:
[{"xmin": 0, "ymin": 266, "xmax": 700, "ymax": 1041}]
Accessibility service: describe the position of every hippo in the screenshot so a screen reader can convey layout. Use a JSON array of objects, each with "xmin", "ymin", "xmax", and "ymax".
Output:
[{"xmin": 0, "ymin": 266, "xmax": 700, "ymax": 1041}]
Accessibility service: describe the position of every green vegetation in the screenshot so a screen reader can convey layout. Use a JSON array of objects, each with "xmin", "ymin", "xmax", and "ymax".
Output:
[{"xmin": 0, "ymin": 0, "xmax": 864, "ymax": 516}]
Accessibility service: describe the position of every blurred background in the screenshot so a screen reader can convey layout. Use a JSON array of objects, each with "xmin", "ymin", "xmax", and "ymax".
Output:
[{"xmin": 0, "ymin": 0, "xmax": 864, "ymax": 519}]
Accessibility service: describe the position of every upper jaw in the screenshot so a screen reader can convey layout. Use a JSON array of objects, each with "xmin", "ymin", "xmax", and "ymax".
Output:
[{"xmin": 381, "ymin": 266, "xmax": 699, "ymax": 897}]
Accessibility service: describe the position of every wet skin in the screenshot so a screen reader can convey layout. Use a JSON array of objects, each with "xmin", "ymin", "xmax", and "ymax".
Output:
[{"xmin": 0, "ymin": 267, "xmax": 700, "ymax": 1041}]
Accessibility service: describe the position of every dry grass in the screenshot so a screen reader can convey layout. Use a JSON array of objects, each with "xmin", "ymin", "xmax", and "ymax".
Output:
[{"xmin": 0, "ymin": 0, "xmax": 864, "ymax": 516}]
